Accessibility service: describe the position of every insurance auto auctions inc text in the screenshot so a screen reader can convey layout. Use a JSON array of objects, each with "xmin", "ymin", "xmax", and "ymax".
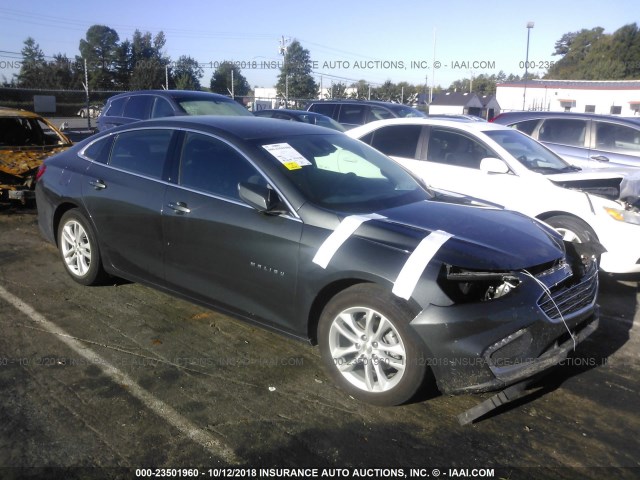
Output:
[{"xmin": 227, "ymin": 467, "xmax": 496, "ymax": 478}]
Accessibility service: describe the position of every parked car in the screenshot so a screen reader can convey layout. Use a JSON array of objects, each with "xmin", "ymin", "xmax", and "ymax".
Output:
[
  {"xmin": 36, "ymin": 116, "xmax": 598, "ymax": 406},
  {"xmin": 491, "ymin": 111, "xmax": 640, "ymax": 169},
  {"xmin": 77, "ymin": 105, "xmax": 102, "ymax": 118},
  {"xmin": 253, "ymin": 108, "xmax": 345, "ymax": 131},
  {"xmin": 306, "ymin": 99, "xmax": 425, "ymax": 129},
  {"xmin": 348, "ymin": 118, "xmax": 640, "ymax": 274},
  {"xmin": 97, "ymin": 90, "xmax": 252, "ymax": 132},
  {"xmin": 0, "ymin": 107, "xmax": 72, "ymax": 203}
]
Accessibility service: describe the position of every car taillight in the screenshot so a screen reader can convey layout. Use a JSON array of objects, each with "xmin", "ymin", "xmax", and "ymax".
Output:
[{"xmin": 35, "ymin": 164, "xmax": 46, "ymax": 183}]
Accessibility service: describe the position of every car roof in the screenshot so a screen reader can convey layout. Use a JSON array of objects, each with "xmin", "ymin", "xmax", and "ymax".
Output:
[
  {"xmin": 256, "ymin": 109, "xmax": 319, "ymax": 115},
  {"xmin": 349, "ymin": 117, "xmax": 510, "ymax": 133},
  {"xmin": 105, "ymin": 115, "xmax": 334, "ymax": 140},
  {"xmin": 494, "ymin": 111, "xmax": 640, "ymax": 125},
  {"xmin": 106, "ymin": 90, "xmax": 235, "ymax": 102}
]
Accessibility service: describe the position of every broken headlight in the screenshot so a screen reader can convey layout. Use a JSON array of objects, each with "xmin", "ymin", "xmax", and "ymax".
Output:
[{"xmin": 438, "ymin": 265, "xmax": 521, "ymax": 303}]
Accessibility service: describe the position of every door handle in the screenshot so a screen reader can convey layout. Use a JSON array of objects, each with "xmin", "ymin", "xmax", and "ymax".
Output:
[
  {"xmin": 89, "ymin": 179, "xmax": 106, "ymax": 190},
  {"xmin": 590, "ymin": 155, "xmax": 610, "ymax": 162},
  {"xmin": 167, "ymin": 201, "xmax": 191, "ymax": 214}
]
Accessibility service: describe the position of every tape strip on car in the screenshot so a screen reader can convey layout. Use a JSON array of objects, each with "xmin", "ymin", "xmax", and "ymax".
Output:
[
  {"xmin": 392, "ymin": 230, "xmax": 454, "ymax": 300},
  {"xmin": 313, "ymin": 213, "xmax": 386, "ymax": 269}
]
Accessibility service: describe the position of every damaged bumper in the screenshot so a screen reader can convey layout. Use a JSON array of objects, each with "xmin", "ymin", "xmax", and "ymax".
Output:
[{"xmin": 411, "ymin": 261, "xmax": 599, "ymax": 394}]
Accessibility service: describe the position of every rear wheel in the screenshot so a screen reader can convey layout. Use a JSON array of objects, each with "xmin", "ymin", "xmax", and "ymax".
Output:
[
  {"xmin": 57, "ymin": 209, "xmax": 106, "ymax": 285},
  {"xmin": 318, "ymin": 284, "xmax": 427, "ymax": 406}
]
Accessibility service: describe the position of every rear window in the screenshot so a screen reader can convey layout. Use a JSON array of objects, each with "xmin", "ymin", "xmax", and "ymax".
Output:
[
  {"xmin": 174, "ymin": 97, "xmax": 251, "ymax": 116},
  {"xmin": 123, "ymin": 96, "xmax": 154, "ymax": 120},
  {"xmin": 105, "ymin": 97, "xmax": 127, "ymax": 117},
  {"xmin": 308, "ymin": 103, "xmax": 336, "ymax": 117}
]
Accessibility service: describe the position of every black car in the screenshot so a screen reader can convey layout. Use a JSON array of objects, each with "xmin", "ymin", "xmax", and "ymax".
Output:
[
  {"xmin": 36, "ymin": 116, "xmax": 599, "ymax": 406},
  {"xmin": 253, "ymin": 108, "xmax": 346, "ymax": 131},
  {"xmin": 97, "ymin": 90, "xmax": 251, "ymax": 132},
  {"xmin": 491, "ymin": 111, "xmax": 640, "ymax": 168},
  {"xmin": 306, "ymin": 99, "xmax": 425, "ymax": 129}
]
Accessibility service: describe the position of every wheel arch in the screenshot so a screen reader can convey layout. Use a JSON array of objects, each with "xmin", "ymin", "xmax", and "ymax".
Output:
[
  {"xmin": 306, "ymin": 277, "xmax": 422, "ymax": 345},
  {"xmin": 535, "ymin": 210, "xmax": 600, "ymax": 240},
  {"xmin": 52, "ymin": 202, "xmax": 83, "ymax": 246}
]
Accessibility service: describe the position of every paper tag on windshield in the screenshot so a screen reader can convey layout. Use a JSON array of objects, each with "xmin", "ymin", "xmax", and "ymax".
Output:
[{"xmin": 263, "ymin": 143, "xmax": 311, "ymax": 170}]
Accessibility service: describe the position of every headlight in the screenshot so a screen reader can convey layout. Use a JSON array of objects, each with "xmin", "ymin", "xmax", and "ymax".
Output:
[
  {"xmin": 604, "ymin": 207, "xmax": 640, "ymax": 226},
  {"xmin": 438, "ymin": 265, "xmax": 521, "ymax": 303}
]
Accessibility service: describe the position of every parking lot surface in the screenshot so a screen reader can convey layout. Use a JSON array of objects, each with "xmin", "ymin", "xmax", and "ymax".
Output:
[{"xmin": 0, "ymin": 206, "xmax": 639, "ymax": 479}]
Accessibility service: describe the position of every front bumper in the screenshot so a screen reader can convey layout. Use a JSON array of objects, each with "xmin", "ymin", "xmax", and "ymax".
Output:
[{"xmin": 411, "ymin": 262, "xmax": 599, "ymax": 394}]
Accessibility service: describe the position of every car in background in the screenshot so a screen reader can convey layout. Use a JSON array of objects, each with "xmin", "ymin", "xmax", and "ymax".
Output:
[
  {"xmin": 348, "ymin": 118, "xmax": 640, "ymax": 274},
  {"xmin": 77, "ymin": 105, "xmax": 102, "ymax": 118},
  {"xmin": 97, "ymin": 90, "xmax": 252, "ymax": 132},
  {"xmin": 36, "ymin": 116, "xmax": 599, "ymax": 406},
  {"xmin": 428, "ymin": 114, "xmax": 487, "ymax": 122},
  {"xmin": 253, "ymin": 108, "xmax": 345, "ymax": 131},
  {"xmin": 306, "ymin": 99, "xmax": 425, "ymax": 129},
  {"xmin": 491, "ymin": 111, "xmax": 640, "ymax": 169},
  {"xmin": 0, "ymin": 107, "xmax": 72, "ymax": 203}
]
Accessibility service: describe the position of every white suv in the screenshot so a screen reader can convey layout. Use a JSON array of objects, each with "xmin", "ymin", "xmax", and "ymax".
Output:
[{"xmin": 348, "ymin": 118, "xmax": 640, "ymax": 274}]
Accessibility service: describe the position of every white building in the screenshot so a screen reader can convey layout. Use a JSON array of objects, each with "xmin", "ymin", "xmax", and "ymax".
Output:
[{"xmin": 496, "ymin": 79, "xmax": 640, "ymax": 115}]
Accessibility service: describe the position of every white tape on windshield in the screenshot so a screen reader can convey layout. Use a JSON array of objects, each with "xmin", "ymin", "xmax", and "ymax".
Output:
[
  {"xmin": 313, "ymin": 214, "xmax": 386, "ymax": 269},
  {"xmin": 392, "ymin": 230, "xmax": 453, "ymax": 300}
]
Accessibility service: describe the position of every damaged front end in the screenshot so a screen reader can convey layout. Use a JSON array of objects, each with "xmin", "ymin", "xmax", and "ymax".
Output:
[{"xmin": 412, "ymin": 238, "xmax": 600, "ymax": 398}]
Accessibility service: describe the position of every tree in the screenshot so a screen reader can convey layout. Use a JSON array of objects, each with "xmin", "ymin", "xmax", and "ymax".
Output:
[
  {"xmin": 210, "ymin": 61, "xmax": 250, "ymax": 96},
  {"xmin": 172, "ymin": 55, "xmax": 203, "ymax": 90},
  {"xmin": 349, "ymin": 80, "xmax": 371, "ymax": 100},
  {"xmin": 129, "ymin": 30, "xmax": 170, "ymax": 90},
  {"xmin": 78, "ymin": 25, "xmax": 120, "ymax": 89},
  {"xmin": 17, "ymin": 37, "xmax": 46, "ymax": 87},
  {"xmin": 323, "ymin": 81, "xmax": 348, "ymax": 99},
  {"xmin": 276, "ymin": 40, "xmax": 318, "ymax": 103}
]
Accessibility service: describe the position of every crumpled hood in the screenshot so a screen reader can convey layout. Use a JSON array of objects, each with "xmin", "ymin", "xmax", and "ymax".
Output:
[
  {"xmin": 0, "ymin": 146, "xmax": 70, "ymax": 179},
  {"xmin": 362, "ymin": 199, "xmax": 564, "ymax": 271}
]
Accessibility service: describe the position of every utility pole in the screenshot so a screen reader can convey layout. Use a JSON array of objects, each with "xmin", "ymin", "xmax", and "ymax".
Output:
[
  {"xmin": 279, "ymin": 35, "xmax": 290, "ymax": 107},
  {"xmin": 82, "ymin": 59, "xmax": 90, "ymax": 129}
]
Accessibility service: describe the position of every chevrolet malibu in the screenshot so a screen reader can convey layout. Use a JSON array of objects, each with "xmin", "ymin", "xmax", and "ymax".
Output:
[{"xmin": 35, "ymin": 116, "xmax": 599, "ymax": 406}]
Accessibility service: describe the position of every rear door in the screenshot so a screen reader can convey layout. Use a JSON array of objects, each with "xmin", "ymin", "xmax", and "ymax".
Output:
[
  {"xmin": 82, "ymin": 128, "xmax": 175, "ymax": 283},
  {"xmin": 535, "ymin": 118, "xmax": 593, "ymax": 167},
  {"xmin": 589, "ymin": 120, "xmax": 640, "ymax": 167},
  {"xmin": 161, "ymin": 131, "xmax": 303, "ymax": 331}
]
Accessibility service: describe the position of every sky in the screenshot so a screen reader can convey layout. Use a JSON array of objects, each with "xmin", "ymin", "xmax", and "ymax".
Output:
[{"xmin": 1, "ymin": 0, "xmax": 639, "ymax": 92}]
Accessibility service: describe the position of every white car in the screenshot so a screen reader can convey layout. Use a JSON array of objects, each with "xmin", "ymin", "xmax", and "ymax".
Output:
[{"xmin": 348, "ymin": 118, "xmax": 640, "ymax": 274}]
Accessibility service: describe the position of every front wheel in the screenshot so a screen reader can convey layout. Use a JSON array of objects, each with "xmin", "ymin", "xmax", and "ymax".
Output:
[
  {"xmin": 57, "ymin": 209, "xmax": 106, "ymax": 285},
  {"xmin": 545, "ymin": 215, "xmax": 598, "ymax": 244},
  {"xmin": 318, "ymin": 284, "xmax": 427, "ymax": 406}
]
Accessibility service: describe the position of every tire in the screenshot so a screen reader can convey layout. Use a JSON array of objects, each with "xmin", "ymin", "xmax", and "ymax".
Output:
[
  {"xmin": 318, "ymin": 284, "xmax": 427, "ymax": 406},
  {"xmin": 57, "ymin": 209, "xmax": 106, "ymax": 286},
  {"xmin": 545, "ymin": 215, "xmax": 598, "ymax": 244}
]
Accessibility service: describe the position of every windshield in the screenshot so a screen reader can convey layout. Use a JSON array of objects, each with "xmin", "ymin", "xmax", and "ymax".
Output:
[
  {"xmin": 176, "ymin": 98, "xmax": 252, "ymax": 116},
  {"xmin": 257, "ymin": 133, "xmax": 428, "ymax": 213},
  {"xmin": 483, "ymin": 129, "xmax": 577, "ymax": 173}
]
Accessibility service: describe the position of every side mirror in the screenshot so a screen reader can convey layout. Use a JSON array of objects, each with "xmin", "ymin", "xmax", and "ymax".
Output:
[
  {"xmin": 480, "ymin": 157, "xmax": 510, "ymax": 174},
  {"xmin": 238, "ymin": 182, "xmax": 286, "ymax": 214}
]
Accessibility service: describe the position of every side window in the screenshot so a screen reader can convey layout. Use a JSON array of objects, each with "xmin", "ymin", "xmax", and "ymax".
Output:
[
  {"xmin": 105, "ymin": 97, "xmax": 127, "ymax": 117},
  {"xmin": 109, "ymin": 130, "xmax": 173, "ymax": 178},
  {"xmin": 511, "ymin": 119, "xmax": 539, "ymax": 136},
  {"xmin": 83, "ymin": 136, "xmax": 114, "ymax": 164},
  {"xmin": 179, "ymin": 132, "xmax": 265, "ymax": 200},
  {"xmin": 151, "ymin": 97, "xmax": 174, "ymax": 118},
  {"xmin": 338, "ymin": 105, "xmax": 366, "ymax": 125},
  {"xmin": 309, "ymin": 103, "xmax": 335, "ymax": 118},
  {"xmin": 123, "ymin": 96, "xmax": 153, "ymax": 120},
  {"xmin": 368, "ymin": 106, "xmax": 395, "ymax": 122},
  {"xmin": 427, "ymin": 129, "xmax": 492, "ymax": 169},
  {"xmin": 369, "ymin": 125, "xmax": 422, "ymax": 158},
  {"xmin": 538, "ymin": 119, "xmax": 587, "ymax": 146},
  {"xmin": 595, "ymin": 122, "xmax": 640, "ymax": 154}
]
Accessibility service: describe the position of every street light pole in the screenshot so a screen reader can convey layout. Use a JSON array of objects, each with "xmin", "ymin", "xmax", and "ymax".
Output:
[{"xmin": 523, "ymin": 21, "xmax": 534, "ymax": 110}]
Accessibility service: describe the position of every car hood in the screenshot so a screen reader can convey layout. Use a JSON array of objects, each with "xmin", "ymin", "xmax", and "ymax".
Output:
[
  {"xmin": 359, "ymin": 199, "xmax": 564, "ymax": 271},
  {"xmin": 545, "ymin": 168, "xmax": 637, "ymax": 202}
]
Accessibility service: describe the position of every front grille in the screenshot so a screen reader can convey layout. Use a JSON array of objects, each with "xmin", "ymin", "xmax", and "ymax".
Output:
[{"xmin": 537, "ymin": 269, "xmax": 598, "ymax": 320}]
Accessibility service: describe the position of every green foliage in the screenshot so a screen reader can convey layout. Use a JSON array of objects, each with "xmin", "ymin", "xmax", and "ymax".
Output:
[
  {"xmin": 78, "ymin": 25, "xmax": 120, "ymax": 89},
  {"xmin": 276, "ymin": 40, "xmax": 318, "ymax": 103},
  {"xmin": 210, "ymin": 61, "xmax": 250, "ymax": 96},
  {"xmin": 546, "ymin": 24, "xmax": 640, "ymax": 79},
  {"xmin": 172, "ymin": 56, "xmax": 203, "ymax": 90}
]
